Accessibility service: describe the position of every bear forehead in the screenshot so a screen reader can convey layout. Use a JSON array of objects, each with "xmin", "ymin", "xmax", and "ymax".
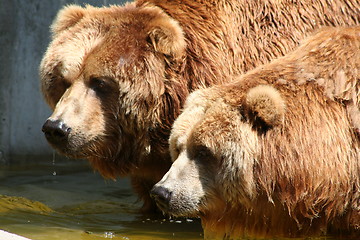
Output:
[
  {"xmin": 186, "ymin": 103, "xmax": 241, "ymax": 154},
  {"xmin": 48, "ymin": 6, "xmax": 154, "ymax": 81}
]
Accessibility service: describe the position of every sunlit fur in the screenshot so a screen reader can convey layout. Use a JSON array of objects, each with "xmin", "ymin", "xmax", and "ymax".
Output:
[
  {"xmin": 40, "ymin": 1, "xmax": 359, "ymax": 212},
  {"xmin": 155, "ymin": 27, "xmax": 360, "ymax": 238}
]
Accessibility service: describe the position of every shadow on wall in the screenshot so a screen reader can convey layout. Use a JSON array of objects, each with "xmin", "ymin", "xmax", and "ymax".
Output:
[{"xmin": 0, "ymin": 0, "xmax": 127, "ymax": 163}]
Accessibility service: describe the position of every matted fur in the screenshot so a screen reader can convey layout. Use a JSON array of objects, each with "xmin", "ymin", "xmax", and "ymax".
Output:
[
  {"xmin": 40, "ymin": 0, "xmax": 359, "ymax": 211},
  {"xmin": 153, "ymin": 26, "xmax": 360, "ymax": 238}
]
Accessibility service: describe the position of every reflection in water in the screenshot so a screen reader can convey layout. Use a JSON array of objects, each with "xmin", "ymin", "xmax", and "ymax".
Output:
[
  {"xmin": 0, "ymin": 158, "xmax": 202, "ymax": 240},
  {"xmin": 0, "ymin": 158, "xmax": 342, "ymax": 240}
]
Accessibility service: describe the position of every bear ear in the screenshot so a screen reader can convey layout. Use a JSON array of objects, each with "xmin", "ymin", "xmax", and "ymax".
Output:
[
  {"xmin": 147, "ymin": 16, "xmax": 186, "ymax": 60},
  {"xmin": 244, "ymin": 85, "xmax": 286, "ymax": 128},
  {"xmin": 51, "ymin": 5, "xmax": 86, "ymax": 35}
]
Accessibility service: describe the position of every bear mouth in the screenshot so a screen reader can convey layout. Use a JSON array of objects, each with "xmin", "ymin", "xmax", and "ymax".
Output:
[
  {"xmin": 167, "ymin": 201, "xmax": 202, "ymax": 218},
  {"xmin": 151, "ymin": 187, "xmax": 202, "ymax": 217},
  {"xmin": 44, "ymin": 132, "xmax": 103, "ymax": 160},
  {"xmin": 46, "ymin": 140, "xmax": 90, "ymax": 159}
]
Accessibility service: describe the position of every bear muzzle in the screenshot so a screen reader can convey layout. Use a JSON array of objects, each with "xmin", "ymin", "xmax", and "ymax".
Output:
[
  {"xmin": 42, "ymin": 119, "xmax": 71, "ymax": 146},
  {"xmin": 150, "ymin": 185, "xmax": 172, "ymax": 212}
]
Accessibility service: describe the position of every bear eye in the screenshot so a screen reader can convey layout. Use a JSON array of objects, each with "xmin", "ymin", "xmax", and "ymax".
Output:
[
  {"xmin": 89, "ymin": 77, "xmax": 106, "ymax": 90},
  {"xmin": 45, "ymin": 76, "xmax": 70, "ymax": 106},
  {"xmin": 88, "ymin": 76, "xmax": 115, "ymax": 96},
  {"xmin": 193, "ymin": 145, "xmax": 212, "ymax": 160},
  {"xmin": 172, "ymin": 146, "xmax": 181, "ymax": 161}
]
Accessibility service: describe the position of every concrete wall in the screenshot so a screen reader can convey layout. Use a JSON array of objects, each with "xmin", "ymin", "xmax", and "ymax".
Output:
[{"xmin": 0, "ymin": 0, "xmax": 125, "ymax": 162}]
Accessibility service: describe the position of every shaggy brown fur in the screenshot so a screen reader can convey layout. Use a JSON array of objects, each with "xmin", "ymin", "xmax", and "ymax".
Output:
[
  {"xmin": 40, "ymin": 0, "xmax": 360, "ymax": 212},
  {"xmin": 152, "ymin": 26, "xmax": 360, "ymax": 238}
]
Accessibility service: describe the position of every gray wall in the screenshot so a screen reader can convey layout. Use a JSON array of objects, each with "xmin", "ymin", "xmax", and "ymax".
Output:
[{"xmin": 0, "ymin": 0, "xmax": 126, "ymax": 162}]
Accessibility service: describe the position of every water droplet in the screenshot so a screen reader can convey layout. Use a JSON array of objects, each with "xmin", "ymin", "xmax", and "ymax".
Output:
[
  {"xmin": 104, "ymin": 232, "xmax": 115, "ymax": 238},
  {"xmin": 52, "ymin": 151, "xmax": 56, "ymax": 165}
]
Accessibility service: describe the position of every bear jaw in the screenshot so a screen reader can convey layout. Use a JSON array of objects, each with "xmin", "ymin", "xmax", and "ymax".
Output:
[{"xmin": 152, "ymin": 151, "xmax": 209, "ymax": 217}]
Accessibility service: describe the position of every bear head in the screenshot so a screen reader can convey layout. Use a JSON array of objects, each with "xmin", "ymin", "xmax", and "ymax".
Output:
[
  {"xmin": 150, "ymin": 26, "xmax": 360, "ymax": 236},
  {"xmin": 151, "ymin": 85, "xmax": 285, "ymax": 216},
  {"xmin": 40, "ymin": 4, "xmax": 187, "ymax": 177}
]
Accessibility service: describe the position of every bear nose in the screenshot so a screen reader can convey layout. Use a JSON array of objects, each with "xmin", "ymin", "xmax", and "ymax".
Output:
[
  {"xmin": 42, "ymin": 119, "xmax": 71, "ymax": 143},
  {"xmin": 150, "ymin": 186, "xmax": 172, "ymax": 209}
]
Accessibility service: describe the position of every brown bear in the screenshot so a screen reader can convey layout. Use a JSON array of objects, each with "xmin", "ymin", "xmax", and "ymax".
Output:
[
  {"xmin": 39, "ymin": 0, "xmax": 360, "ymax": 212},
  {"xmin": 151, "ymin": 26, "xmax": 360, "ymax": 238}
]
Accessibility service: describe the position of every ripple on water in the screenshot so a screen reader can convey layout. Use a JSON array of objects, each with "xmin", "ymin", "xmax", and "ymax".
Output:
[{"xmin": 0, "ymin": 158, "xmax": 203, "ymax": 240}]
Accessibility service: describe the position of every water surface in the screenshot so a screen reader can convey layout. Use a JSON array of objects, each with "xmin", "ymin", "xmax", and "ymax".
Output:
[
  {"xmin": 0, "ymin": 158, "xmax": 346, "ymax": 240},
  {"xmin": 0, "ymin": 158, "xmax": 202, "ymax": 240}
]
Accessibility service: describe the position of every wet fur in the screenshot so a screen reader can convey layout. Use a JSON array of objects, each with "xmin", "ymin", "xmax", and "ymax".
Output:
[
  {"xmin": 40, "ymin": 1, "xmax": 359, "ymax": 211},
  {"xmin": 156, "ymin": 27, "xmax": 360, "ymax": 238}
]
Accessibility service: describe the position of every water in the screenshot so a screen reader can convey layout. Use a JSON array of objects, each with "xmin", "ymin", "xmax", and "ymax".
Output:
[
  {"xmin": 0, "ymin": 158, "xmax": 346, "ymax": 240},
  {"xmin": 0, "ymin": 158, "xmax": 202, "ymax": 240}
]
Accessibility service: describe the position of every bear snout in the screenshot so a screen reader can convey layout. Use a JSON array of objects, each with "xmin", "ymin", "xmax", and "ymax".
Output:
[
  {"xmin": 150, "ymin": 185, "xmax": 172, "ymax": 211},
  {"xmin": 42, "ymin": 119, "xmax": 71, "ymax": 145}
]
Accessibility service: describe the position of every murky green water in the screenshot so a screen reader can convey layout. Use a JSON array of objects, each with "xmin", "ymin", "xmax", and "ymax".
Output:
[
  {"xmin": 0, "ymin": 158, "xmax": 344, "ymax": 240},
  {"xmin": 0, "ymin": 158, "xmax": 202, "ymax": 240}
]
